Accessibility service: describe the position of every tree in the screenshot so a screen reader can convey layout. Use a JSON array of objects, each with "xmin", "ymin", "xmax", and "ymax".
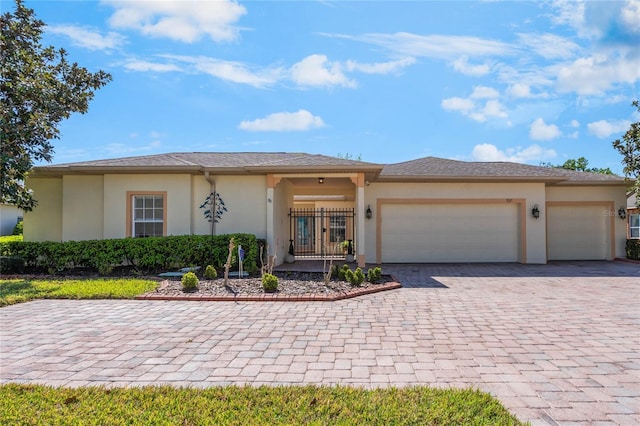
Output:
[
  {"xmin": 612, "ymin": 100, "xmax": 640, "ymax": 206},
  {"xmin": 1, "ymin": 0, "xmax": 111, "ymax": 211},
  {"xmin": 542, "ymin": 157, "xmax": 613, "ymax": 175}
]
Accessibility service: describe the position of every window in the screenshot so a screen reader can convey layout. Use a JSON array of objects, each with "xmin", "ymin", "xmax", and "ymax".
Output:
[
  {"xmin": 329, "ymin": 215, "xmax": 346, "ymax": 243},
  {"xmin": 630, "ymin": 213, "xmax": 639, "ymax": 239},
  {"xmin": 129, "ymin": 193, "xmax": 165, "ymax": 237}
]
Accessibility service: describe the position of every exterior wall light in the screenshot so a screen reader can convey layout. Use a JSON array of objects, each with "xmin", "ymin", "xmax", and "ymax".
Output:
[
  {"xmin": 531, "ymin": 204, "xmax": 540, "ymax": 219},
  {"xmin": 366, "ymin": 205, "xmax": 373, "ymax": 219},
  {"xmin": 618, "ymin": 207, "xmax": 627, "ymax": 220},
  {"xmin": 318, "ymin": 177, "xmax": 324, "ymax": 184}
]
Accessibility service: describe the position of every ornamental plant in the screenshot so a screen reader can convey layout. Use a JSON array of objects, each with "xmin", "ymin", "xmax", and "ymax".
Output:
[
  {"xmin": 204, "ymin": 265, "xmax": 217, "ymax": 280},
  {"xmin": 181, "ymin": 272, "xmax": 199, "ymax": 291},
  {"xmin": 262, "ymin": 273, "xmax": 278, "ymax": 293},
  {"xmin": 367, "ymin": 266, "xmax": 382, "ymax": 283}
]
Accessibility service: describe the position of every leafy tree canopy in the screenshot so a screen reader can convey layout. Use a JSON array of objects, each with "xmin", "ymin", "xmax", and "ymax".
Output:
[
  {"xmin": 612, "ymin": 100, "xmax": 640, "ymax": 206},
  {"xmin": 1, "ymin": 0, "xmax": 112, "ymax": 211},
  {"xmin": 542, "ymin": 156, "xmax": 613, "ymax": 175}
]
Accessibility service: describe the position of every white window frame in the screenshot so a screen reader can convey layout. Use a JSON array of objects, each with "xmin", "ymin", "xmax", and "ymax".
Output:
[
  {"xmin": 127, "ymin": 192, "xmax": 167, "ymax": 238},
  {"xmin": 630, "ymin": 213, "xmax": 639, "ymax": 239}
]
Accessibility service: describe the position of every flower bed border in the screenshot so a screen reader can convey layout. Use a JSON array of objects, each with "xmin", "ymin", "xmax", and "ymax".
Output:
[{"xmin": 135, "ymin": 280, "xmax": 402, "ymax": 302}]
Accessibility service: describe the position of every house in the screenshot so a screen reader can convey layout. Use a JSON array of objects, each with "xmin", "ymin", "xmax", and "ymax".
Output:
[
  {"xmin": 0, "ymin": 204, "xmax": 23, "ymax": 236},
  {"xmin": 24, "ymin": 152, "xmax": 630, "ymax": 266}
]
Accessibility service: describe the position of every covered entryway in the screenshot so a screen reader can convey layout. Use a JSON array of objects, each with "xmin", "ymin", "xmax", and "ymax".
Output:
[
  {"xmin": 289, "ymin": 208, "xmax": 355, "ymax": 258},
  {"xmin": 547, "ymin": 203, "xmax": 612, "ymax": 260},
  {"xmin": 378, "ymin": 200, "xmax": 524, "ymax": 263}
]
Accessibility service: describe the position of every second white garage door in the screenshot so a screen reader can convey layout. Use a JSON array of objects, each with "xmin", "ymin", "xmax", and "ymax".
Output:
[
  {"xmin": 547, "ymin": 204, "xmax": 609, "ymax": 260},
  {"xmin": 380, "ymin": 203, "xmax": 521, "ymax": 263}
]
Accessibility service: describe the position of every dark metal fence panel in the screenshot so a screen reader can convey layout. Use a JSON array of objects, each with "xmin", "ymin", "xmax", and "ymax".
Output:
[{"xmin": 288, "ymin": 208, "xmax": 355, "ymax": 257}]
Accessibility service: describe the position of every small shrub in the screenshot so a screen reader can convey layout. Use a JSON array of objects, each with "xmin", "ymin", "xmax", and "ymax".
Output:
[
  {"xmin": 338, "ymin": 264, "xmax": 350, "ymax": 281},
  {"xmin": 262, "ymin": 273, "xmax": 278, "ymax": 292},
  {"xmin": 181, "ymin": 272, "xmax": 199, "ymax": 291},
  {"xmin": 367, "ymin": 266, "xmax": 382, "ymax": 283},
  {"xmin": 344, "ymin": 267, "xmax": 365, "ymax": 286},
  {"xmin": 626, "ymin": 239, "xmax": 640, "ymax": 260},
  {"xmin": 204, "ymin": 265, "xmax": 217, "ymax": 280},
  {"xmin": 11, "ymin": 221, "xmax": 23, "ymax": 236}
]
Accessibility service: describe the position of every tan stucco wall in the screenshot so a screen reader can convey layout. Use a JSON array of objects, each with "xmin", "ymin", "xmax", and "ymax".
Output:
[
  {"xmin": 24, "ymin": 177, "xmax": 63, "ymax": 242},
  {"xmin": 211, "ymin": 175, "xmax": 268, "ymax": 238},
  {"xmin": 62, "ymin": 175, "xmax": 104, "ymax": 241},
  {"xmin": 364, "ymin": 182, "xmax": 548, "ymax": 264},
  {"xmin": 103, "ymin": 174, "xmax": 192, "ymax": 239},
  {"xmin": 545, "ymin": 185, "xmax": 628, "ymax": 259}
]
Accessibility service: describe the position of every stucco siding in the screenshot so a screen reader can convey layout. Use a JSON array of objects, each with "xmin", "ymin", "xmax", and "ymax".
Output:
[
  {"xmin": 364, "ymin": 182, "xmax": 547, "ymax": 264},
  {"xmin": 24, "ymin": 177, "xmax": 63, "ymax": 242},
  {"xmin": 62, "ymin": 175, "xmax": 104, "ymax": 241},
  {"xmin": 212, "ymin": 175, "xmax": 267, "ymax": 238},
  {"xmin": 103, "ymin": 174, "xmax": 192, "ymax": 239},
  {"xmin": 545, "ymin": 186, "xmax": 627, "ymax": 259}
]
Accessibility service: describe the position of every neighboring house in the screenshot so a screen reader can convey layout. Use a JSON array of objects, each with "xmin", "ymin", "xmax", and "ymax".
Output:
[
  {"xmin": 25, "ymin": 152, "xmax": 630, "ymax": 266},
  {"xmin": 0, "ymin": 204, "xmax": 23, "ymax": 236},
  {"xmin": 628, "ymin": 192, "xmax": 639, "ymax": 239}
]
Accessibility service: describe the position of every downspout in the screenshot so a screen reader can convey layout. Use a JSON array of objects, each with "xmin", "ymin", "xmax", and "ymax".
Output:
[{"xmin": 204, "ymin": 171, "xmax": 216, "ymax": 236}]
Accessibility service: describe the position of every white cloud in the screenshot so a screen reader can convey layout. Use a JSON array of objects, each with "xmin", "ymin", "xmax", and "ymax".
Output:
[
  {"xmin": 441, "ymin": 97, "xmax": 475, "ymax": 113},
  {"xmin": 290, "ymin": 55, "xmax": 355, "ymax": 88},
  {"xmin": 47, "ymin": 25, "xmax": 125, "ymax": 50},
  {"xmin": 570, "ymin": 120, "xmax": 580, "ymax": 128},
  {"xmin": 587, "ymin": 119, "xmax": 631, "ymax": 138},
  {"xmin": 470, "ymin": 86, "xmax": 500, "ymax": 99},
  {"xmin": 517, "ymin": 33, "xmax": 580, "ymax": 59},
  {"xmin": 124, "ymin": 60, "xmax": 182, "ymax": 72},
  {"xmin": 472, "ymin": 143, "xmax": 557, "ymax": 163},
  {"xmin": 442, "ymin": 92, "xmax": 507, "ymax": 123},
  {"xmin": 621, "ymin": 0, "xmax": 640, "ymax": 33},
  {"xmin": 529, "ymin": 118, "xmax": 561, "ymax": 140},
  {"xmin": 330, "ymin": 32, "xmax": 514, "ymax": 60},
  {"xmin": 451, "ymin": 56, "xmax": 491, "ymax": 76},
  {"xmin": 345, "ymin": 57, "xmax": 415, "ymax": 74},
  {"xmin": 104, "ymin": 0, "xmax": 246, "ymax": 43},
  {"xmin": 238, "ymin": 109, "xmax": 326, "ymax": 132},
  {"xmin": 162, "ymin": 55, "xmax": 282, "ymax": 87},
  {"xmin": 556, "ymin": 54, "xmax": 640, "ymax": 95}
]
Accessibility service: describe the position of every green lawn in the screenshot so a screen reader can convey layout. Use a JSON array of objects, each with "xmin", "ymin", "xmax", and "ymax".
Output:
[
  {"xmin": 0, "ymin": 278, "xmax": 158, "ymax": 306},
  {"xmin": 0, "ymin": 384, "xmax": 526, "ymax": 425}
]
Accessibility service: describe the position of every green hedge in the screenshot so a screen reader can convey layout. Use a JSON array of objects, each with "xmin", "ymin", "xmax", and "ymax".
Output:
[
  {"xmin": 0, "ymin": 234, "xmax": 261, "ymax": 275},
  {"xmin": 626, "ymin": 239, "xmax": 640, "ymax": 260}
]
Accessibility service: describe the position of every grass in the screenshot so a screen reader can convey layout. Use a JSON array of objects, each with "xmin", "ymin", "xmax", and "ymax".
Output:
[
  {"xmin": 0, "ymin": 278, "xmax": 158, "ymax": 306},
  {"xmin": 0, "ymin": 384, "xmax": 526, "ymax": 425}
]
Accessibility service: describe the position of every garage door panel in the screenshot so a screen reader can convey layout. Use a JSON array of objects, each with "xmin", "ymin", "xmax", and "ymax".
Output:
[
  {"xmin": 547, "ymin": 205, "xmax": 608, "ymax": 260},
  {"xmin": 381, "ymin": 204, "xmax": 520, "ymax": 263}
]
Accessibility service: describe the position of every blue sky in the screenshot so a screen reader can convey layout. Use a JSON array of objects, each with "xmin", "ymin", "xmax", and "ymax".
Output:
[{"xmin": 9, "ymin": 0, "xmax": 640, "ymax": 174}]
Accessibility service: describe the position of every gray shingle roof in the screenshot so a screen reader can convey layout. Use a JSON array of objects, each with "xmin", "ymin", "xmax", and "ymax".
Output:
[
  {"xmin": 380, "ymin": 157, "xmax": 627, "ymax": 184},
  {"xmin": 34, "ymin": 152, "xmax": 629, "ymax": 185}
]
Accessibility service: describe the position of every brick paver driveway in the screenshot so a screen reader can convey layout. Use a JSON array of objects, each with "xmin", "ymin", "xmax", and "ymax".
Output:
[{"xmin": 1, "ymin": 261, "xmax": 639, "ymax": 425}]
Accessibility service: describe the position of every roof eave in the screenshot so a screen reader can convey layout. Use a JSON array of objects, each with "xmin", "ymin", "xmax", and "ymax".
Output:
[{"xmin": 376, "ymin": 175, "xmax": 568, "ymax": 183}]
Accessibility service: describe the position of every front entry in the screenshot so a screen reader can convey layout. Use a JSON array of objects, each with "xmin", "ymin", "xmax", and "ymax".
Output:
[{"xmin": 289, "ymin": 208, "xmax": 355, "ymax": 258}]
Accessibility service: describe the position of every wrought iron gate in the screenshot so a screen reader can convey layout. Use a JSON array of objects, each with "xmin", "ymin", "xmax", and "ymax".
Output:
[{"xmin": 288, "ymin": 208, "xmax": 355, "ymax": 258}]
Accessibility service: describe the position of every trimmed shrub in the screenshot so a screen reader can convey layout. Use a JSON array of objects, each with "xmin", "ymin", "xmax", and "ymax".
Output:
[
  {"xmin": 338, "ymin": 264, "xmax": 350, "ymax": 281},
  {"xmin": 0, "ymin": 234, "xmax": 260, "ymax": 275},
  {"xmin": 367, "ymin": 266, "xmax": 382, "ymax": 283},
  {"xmin": 11, "ymin": 221, "xmax": 23, "ymax": 236},
  {"xmin": 204, "ymin": 265, "xmax": 217, "ymax": 280},
  {"xmin": 627, "ymin": 239, "xmax": 640, "ymax": 260},
  {"xmin": 181, "ymin": 272, "xmax": 199, "ymax": 291},
  {"xmin": 262, "ymin": 273, "xmax": 278, "ymax": 292}
]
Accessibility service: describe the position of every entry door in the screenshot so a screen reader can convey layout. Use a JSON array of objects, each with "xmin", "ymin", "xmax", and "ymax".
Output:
[{"xmin": 295, "ymin": 216, "xmax": 316, "ymax": 255}]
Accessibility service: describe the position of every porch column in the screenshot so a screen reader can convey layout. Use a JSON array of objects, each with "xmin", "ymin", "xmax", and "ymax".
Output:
[
  {"xmin": 265, "ymin": 174, "xmax": 282, "ymax": 263},
  {"xmin": 352, "ymin": 173, "xmax": 366, "ymax": 268}
]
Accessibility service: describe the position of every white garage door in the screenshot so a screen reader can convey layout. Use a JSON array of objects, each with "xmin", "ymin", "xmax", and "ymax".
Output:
[
  {"xmin": 547, "ymin": 205, "xmax": 608, "ymax": 260},
  {"xmin": 380, "ymin": 203, "xmax": 520, "ymax": 263}
]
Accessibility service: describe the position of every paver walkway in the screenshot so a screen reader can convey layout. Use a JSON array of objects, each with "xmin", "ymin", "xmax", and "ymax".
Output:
[{"xmin": 1, "ymin": 261, "xmax": 639, "ymax": 425}]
